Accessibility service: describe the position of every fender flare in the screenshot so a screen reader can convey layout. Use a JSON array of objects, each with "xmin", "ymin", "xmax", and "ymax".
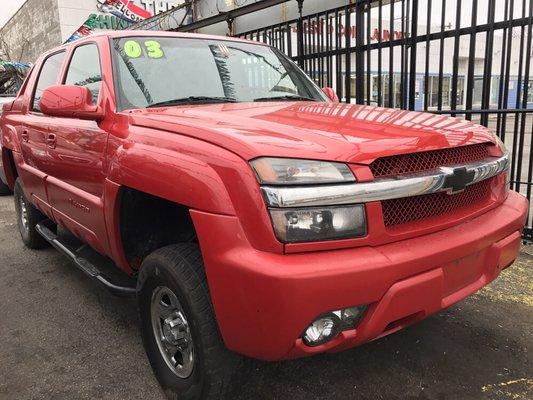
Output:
[{"xmin": 107, "ymin": 141, "xmax": 237, "ymax": 216}]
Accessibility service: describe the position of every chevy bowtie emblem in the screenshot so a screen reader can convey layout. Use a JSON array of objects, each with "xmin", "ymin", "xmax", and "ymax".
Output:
[{"xmin": 441, "ymin": 166, "xmax": 476, "ymax": 194}]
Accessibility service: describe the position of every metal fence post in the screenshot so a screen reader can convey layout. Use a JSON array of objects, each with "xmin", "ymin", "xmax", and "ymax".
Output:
[
  {"xmin": 408, "ymin": 0, "xmax": 418, "ymax": 110},
  {"xmin": 296, "ymin": 0, "xmax": 305, "ymax": 68},
  {"xmin": 355, "ymin": 1, "xmax": 365, "ymax": 105}
]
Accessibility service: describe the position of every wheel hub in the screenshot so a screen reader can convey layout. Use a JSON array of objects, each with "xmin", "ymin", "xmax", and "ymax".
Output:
[
  {"xmin": 162, "ymin": 313, "xmax": 189, "ymax": 346},
  {"xmin": 151, "ymin": 286, "xmax": 195, "ymax": 378},
  {"xmin": 19, "ymin": 196, "xmax": 29, "ymax": 231}
]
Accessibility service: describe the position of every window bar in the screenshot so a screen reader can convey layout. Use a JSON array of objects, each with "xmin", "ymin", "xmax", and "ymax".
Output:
[
  {"xmin": 335, "ymin": 9, "xmax": 342, "ymax": 98},
  {"xmin": 325, "ymin": 14, "xmax": 329, "ymax": 88},
  {"xmin": 287, "ymin": 22, "xmax": 292, "ymax": 58},
  {"xmin": 450, "ymin": 0, "xmax": 462, "ymax": 115},
  {"xmin": 297, "ymin": 3, "xmax": 305, "ymax": 67},
  {"xmin": 515, "ymin": 0, "xmax": 532, "ymax": 194},
  {"xmin": 328, "ymin": 13, "xmax": 333, "ymax": 88},
  {"xmin": 437, "ymin": 0, "xmax": 446, "ymax": 111},
  {"xmin": 389, "ymin": 0, "xmax": 395, "ymax": 107},
  {"xmin": 502, "ymin": 0, "xmax": 515, "ymax": 144},
  {"xmin": 408, "ymin": 0, "xmax": 418, "ymax": 110},
  {"xmin": 305, "ymin": 15, "xmax": 311, "ymax": 78},
  {"xmin": 319, "ymin": 15, "xmax": 324, "ymax": 87},
  {"xmin": 366, "ymin": 0, "xmax": 372, "ymax": 105},
  {"xmin": 378, "ymin": 0, "xmax": 383, "ymax": 107},
  {"xmin": 465, "ymin": 0, "xmax": 478, "ymax": 121},
  {"xmin": 510, "ymin": 0, "xmax": 527, "ymax": 191},
  {"xmin": 311, "ymin": 15, "xmax": 316, "ymax": 84},
  {"xmin": 527, "ymin": 115, "xmax": 533, "ymax": 224},
  {"xmin": 401, "ymin": 0, "xmax": 409, "ymax": 109},
  {"xmin": 355, "ymin": 2, "xmax": 365, "ymax": 104},
  {"xmin": 277, "ymin": 25, "xmax": 283, "ymax": 53},
  {"xmin": 496, "ymin": 0, "xmax": 512, "ymax": 140},
  {"xmin": 424, "ymin": 0, "xmax": 432, "ymax": 111},
  {"xmin": 480, "ymin": 0, "xmax": 496, "ymax": 127},
  {"xmin": 345, "ymin": 5, "xmax": 352, "ymax": 103}
]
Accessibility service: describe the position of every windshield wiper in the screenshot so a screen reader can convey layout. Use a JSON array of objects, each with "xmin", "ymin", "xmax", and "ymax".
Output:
[
  {"xmin": 253, "ymin": 95, "xmax": 317, "ymax": 102},
  {"xmin": 147, "ymin": 96, "xmax": 237, "ymax": 108}
]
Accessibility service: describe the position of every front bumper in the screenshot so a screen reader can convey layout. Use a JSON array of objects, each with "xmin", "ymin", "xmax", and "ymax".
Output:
[{"xmin": 191, "ymin": 191, "xmax": 528, "ymax": 361}]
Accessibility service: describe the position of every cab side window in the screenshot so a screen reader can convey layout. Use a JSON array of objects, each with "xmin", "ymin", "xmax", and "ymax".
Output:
[
  {"xmin": 65, "ymin": 44, "xmax": 102, "ymax": 105},
  {"xmin": 32, "ymin": 52, "xmax": 66, "ymax": 112}
]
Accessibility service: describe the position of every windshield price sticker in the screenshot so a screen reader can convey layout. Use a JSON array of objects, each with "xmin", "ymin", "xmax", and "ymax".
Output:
[{"xmin": 124, "ymin": 40, "xmax": 165, "ymax": 59}]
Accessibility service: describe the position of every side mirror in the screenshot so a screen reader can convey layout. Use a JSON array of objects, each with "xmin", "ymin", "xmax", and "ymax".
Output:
[
  {"xmin": 322, "ymin": 87, "xmax": 339, "ymax": 103},
  {"xmin": 40, "ymin": 85, "xmax": 104, "ymax": 121}
]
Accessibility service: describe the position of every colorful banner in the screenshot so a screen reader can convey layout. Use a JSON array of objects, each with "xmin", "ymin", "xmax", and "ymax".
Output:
[
  {"xmin": 65, "ymin": 1, "xmax": 154, "ymax": 43},
  {"xmin": 96, "ymin": 0, "xmax": 152, "ymax": 23},
  {"xmin": 65, "ymin": 14, "xmax": 100, "ymax": 43},
  {"xmin": 65, "ymin": 0, "xmax": 184, "ymax": 44}
]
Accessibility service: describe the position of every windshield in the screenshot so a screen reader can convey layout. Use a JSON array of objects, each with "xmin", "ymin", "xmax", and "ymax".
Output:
[{"xmin": 111, "ymin": 36, "xmax": 328, "ymax": 110}]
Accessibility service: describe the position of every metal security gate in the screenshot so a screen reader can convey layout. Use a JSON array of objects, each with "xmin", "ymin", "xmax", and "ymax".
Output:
[{"xmin": 175, "ymin": 0, "xmax": 533, "ymax": 238}]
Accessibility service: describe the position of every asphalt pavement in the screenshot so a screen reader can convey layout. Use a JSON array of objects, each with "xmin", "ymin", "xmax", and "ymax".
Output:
[{"xmin": 0, "ymin": 194, "xmax": 531, "ymax": 400}]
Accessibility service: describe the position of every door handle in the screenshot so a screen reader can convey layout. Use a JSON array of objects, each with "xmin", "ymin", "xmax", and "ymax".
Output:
[
  {"xmin": 47, "ymin": 133, "xmax": 57, "ymax": 149},
  {"xmin": 21, "ymin": 129, "xmax": 29, "ymax": 142}
]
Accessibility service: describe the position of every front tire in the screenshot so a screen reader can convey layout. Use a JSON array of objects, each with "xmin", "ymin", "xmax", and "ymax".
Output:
[
  {"xmin": 13, "ymin": 179, "xmax": 49, "ymax": 249},
  {"xmin": 137, "ymin": 244, "xmax": 238, "ymax": 400}
]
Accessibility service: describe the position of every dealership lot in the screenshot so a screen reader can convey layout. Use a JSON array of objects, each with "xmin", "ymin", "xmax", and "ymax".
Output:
[{"xmin": 0, "ymin": 194, "xmax": 531, "ymax": 400}]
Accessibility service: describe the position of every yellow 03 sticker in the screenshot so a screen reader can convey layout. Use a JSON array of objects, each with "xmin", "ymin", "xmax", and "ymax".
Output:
[
  {"xmin": 144, "ymin": 40, "xmax": 164, "ymax": 59},
  {"xmin": 124, "ymin": 40, "xmax": 142, "ymax": 58}
]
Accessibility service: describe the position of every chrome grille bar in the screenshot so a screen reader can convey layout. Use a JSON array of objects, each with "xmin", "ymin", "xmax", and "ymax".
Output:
[{"xmin": 261, "ymin": 154, "xmax": 509, "ymax": 208}]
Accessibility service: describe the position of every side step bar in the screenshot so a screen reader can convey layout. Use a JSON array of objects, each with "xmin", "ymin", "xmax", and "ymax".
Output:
[{"xmin": 36, "ymin": 223, "xmax": 137, "ymax": 298}]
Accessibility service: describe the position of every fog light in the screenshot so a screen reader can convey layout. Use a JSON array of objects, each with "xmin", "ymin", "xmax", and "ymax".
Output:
[
  {"xmin": 334, "ymin": 305, "xmax": 367, "ymax": 328},
  {"xmin": 302, "ymin": 305, "xmax": 368, "ymax": 347},
  {"xmin": 302, "ymin": 314, "xmax": 341, "ymax": 346}
]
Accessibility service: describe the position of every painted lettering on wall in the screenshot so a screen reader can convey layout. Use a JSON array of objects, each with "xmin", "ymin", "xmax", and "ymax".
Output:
[{"xmin": 292, "ymin": 21, "xmax": 405, "ymax": 41}]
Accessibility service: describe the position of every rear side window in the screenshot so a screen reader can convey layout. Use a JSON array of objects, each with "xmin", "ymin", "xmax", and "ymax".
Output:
[
  {"xmin": 32, "ymin": 52, "xmax": 66, "ymax": 112},
  {"xmin": 65, "ymin": 44, "xmax": 102, "ymax": 105}
]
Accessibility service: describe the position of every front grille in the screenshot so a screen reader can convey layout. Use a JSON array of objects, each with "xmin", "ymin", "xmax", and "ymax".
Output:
[
  {"xmin": 382, "ymin": 178, "xmax": 494, "ymax": 227},
  {"xmin": 370, "ymin": 143, "xmax": 492, "ymax": 178}
]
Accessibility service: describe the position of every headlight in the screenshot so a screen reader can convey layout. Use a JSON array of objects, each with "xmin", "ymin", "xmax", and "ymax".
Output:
[
  {"xmin": 250, "ymin": 157, "xmax": 355, "ymax": 185},
  {"xmin": 251, "ymin": 158, "xmax": 365, "ymax": 243},
  {"xmin": 269, "ymin": 205, "xmax": 366, "ymax": 243}
]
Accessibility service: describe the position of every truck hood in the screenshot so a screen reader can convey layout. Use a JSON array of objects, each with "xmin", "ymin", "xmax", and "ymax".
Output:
[{"xmin": 127, "ymin": 102, "xmax": 496, "ymax": 164}]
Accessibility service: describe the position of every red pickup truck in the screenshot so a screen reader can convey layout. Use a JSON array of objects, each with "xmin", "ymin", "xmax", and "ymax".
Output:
[{"xmin": 0, "ymin": 31, "xmax": 528, "ymax": 399}]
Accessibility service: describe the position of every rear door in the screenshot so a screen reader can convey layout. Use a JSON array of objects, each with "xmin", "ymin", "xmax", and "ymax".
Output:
[
  {"xmin": 18, "ymin": 51, "xmax": 66, "ymax": 210},
  {"xmin": 45, "ymin": 43, "xmax": 110, "ymax": 253}
]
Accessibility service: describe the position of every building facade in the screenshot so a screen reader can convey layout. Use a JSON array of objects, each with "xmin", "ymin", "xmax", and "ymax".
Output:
[{"xmin": 0, "ymin": 0, "xmax": 184, "ymax": 63}]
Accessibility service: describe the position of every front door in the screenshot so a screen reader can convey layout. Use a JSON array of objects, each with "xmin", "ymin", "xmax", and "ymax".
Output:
[{"xmin": 44, "ymin": 44, "xmax": 109, "ymax": 253}]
